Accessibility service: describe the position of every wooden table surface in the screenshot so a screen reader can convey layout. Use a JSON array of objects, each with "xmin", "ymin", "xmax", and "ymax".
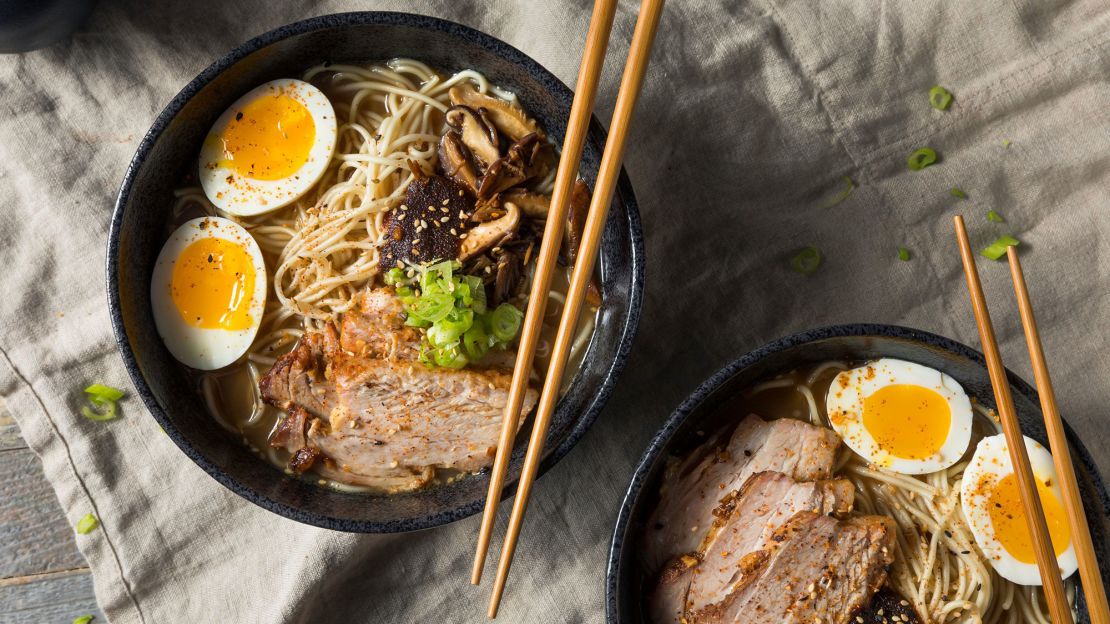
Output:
[{"xmin": 0, "ymin": 398, "xmax": 105, "ymax": 624}]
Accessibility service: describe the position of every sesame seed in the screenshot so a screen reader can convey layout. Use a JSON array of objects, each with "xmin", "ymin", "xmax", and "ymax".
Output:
[
  {"xmin": 441, "ymin": 216, "xmax": 450, "ymax": 222},
  {"xmin": 420, "ymin": 220, "xmax": 428, "ymax": 228},
  {"xmin": 442, "ymin": 199, "xmax": 450, "ymax": 205}
]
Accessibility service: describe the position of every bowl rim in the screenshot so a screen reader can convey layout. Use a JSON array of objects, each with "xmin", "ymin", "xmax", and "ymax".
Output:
[
  {"xmin": 106, "ymin": 11, "xmax": 645, "ymax": 532},
  {"xmin": 604, "ymin": 323, "xmax": 1110, "ymax": 622}
]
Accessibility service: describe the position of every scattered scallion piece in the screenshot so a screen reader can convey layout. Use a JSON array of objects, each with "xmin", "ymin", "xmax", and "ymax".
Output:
[
  {"xmin": 987, "ymin": 210, "xmax": 1004, "ymax": 223},
  {"xmin": 929, "ymin": 86, "xmax": 953, "ymax": 111},
  {"xmin": 73, "ymin": 616, "xmax": 94, "ymax": 624},
  {"xmin": 980, "ymin": 235, "xmax": 1020, "ymax": 260},
  {"xmin": 950, "ymin": 187, "xmax": 967, "ymax": 199},
  {"xmin": 81, "ymin": 384, "xmax": 124, "ymax": 421},
  {"xmin": 790, "ymin": 246, "xmax": 822, "ymax": 274},
  {"xmin": 394, "ymin": 261, "xmax": 522, "ymax": 369},
  {"xmin": 907, "ymin": 148, "xmax": 938, "ymax": 171},
  {"xmin": 820, "ymin": 176, "xmax": 855, "ymax": 208},
  {"xmin": 898, "ymin": 247, "xmax": 911, "ymax": 261},
  {"xmin": 76, "ymin": 513, "xmax": 98, "ymax": 535},
  {"xmin": 1002, "ymin": 139, "xmax": 1011, "ymax": 148}
]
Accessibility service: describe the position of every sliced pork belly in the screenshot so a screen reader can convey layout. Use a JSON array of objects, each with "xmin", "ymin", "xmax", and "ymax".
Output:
[
  {"xmin": 259, "ymin": 288, "xmax": 538, "ymax": 490},
  {"xmin": 687, "ymin": 512, "xmax": 896, "ymax": 624},
  {"xmin": 258, "ymin": 327, "xmax": 338, "ymax": 417},
  {"xmin": 642, "ymin": 415, "xmax": 842, "ymax": 570},
  {"xmin": 648, "ymin": 472, "xmax": 854, "ymax": 623}
]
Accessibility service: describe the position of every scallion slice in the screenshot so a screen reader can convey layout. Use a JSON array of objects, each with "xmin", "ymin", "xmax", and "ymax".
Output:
[
  {"xmin": 907, "ymin": 148, "xmax": 938, "ymax": 171},
  {"xmin": 84, "ymin": 384, "xmax": 124, "ymax": 403},
  {"xmin": 821, "ymin": 176, "xmax": 855, "ymax": 208},
  {"xmin": 987, "ymin": 210, "xmax": 1004, "ymax": 223},
  {"xmin": 980, "ymin": 235, "xmax": 1020, "ymax": 260},
  {"xmin": 73, "ymin": 616, "xmax": 94, "ymax": 624},
  {"xmin": 950, "ymin": 187, "xmax": 967, "ymax": 199},
  {"xmin": 790, "ymin": 246, "xmax": 822, "ymax": 274},
  {"xmin": 489, "ymin": 303, "xmax": 524, "ymax": 343},
  {"xmin": 929, "ymin": 86, "xmax": 953, "ymax": 111},
  {"xmin": 76, "ymin": 513, "xmax": 98, "ymax": 535},
  {"xmin": 898, "ymin": 247, "xmax": 911, "ymax": 261}
]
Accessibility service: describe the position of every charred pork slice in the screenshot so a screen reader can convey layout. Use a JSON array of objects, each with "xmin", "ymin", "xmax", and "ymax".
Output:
[
  {"xmin": 258, "ymin": 288, "xmax": 538, "ymax": 489},
  {"xmin": 648, "ymin": 472, "xmax": 855, "ymax": 624},
  {"xmin": 339, "ymin": 288, "xmax": 423, "ymax": 359},
  {"xmin": 642, "ymin": 415, "xmax": 842, "ymax": 570},
  {"xmin": 688, "ymin": 512, "xmax": 896, "ymax": 624},
  {"xmin": 258, "ymin": 328, "xmax": 338, "ymax": 417}
]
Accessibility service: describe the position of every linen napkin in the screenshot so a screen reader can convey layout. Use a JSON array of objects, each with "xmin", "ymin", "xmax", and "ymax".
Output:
[{"xmin": 1, "ymin": 0, "xmax": 1108, "ymax": 622}]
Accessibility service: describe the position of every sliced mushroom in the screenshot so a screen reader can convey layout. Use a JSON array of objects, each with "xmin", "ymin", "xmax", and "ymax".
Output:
[
  {"xmin": 477, "ymin": 133, "xmax": 546, "ymax": 198},
  {"xmin": 460, "ymin": 201, "xmax": 520, "ymax": 261},
  {"xmin": 449, "ymin": 85, "xmax": 544, "ymax": 142},
  {"xmin": 437, "ymin": 133, "xmax": 480, "ymax": 195},
  {"xmin": 564, "ymin": 180, "xmax": 591, "ymax": 263},
  {"xmin": 445, "ymin": 105, "xmax": 500, "ymax": 168},
  {"xmin": 493, "ymin": 250, "xmax": 523, "ymax": 306},
  {"xmin": 502, "ymin": 189, "xmax": 550, "ymax": 220}
]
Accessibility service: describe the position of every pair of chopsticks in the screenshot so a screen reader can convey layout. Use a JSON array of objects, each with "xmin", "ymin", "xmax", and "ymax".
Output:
[
  {"xmin": 469, "ymin": 0, "xmax": 664, "ymax": 617},
  {"xmin": 954, "ymin": 216, "xmax": 1109, "ymax": 624}
]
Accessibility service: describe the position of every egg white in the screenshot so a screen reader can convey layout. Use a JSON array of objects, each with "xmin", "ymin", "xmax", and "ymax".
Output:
[
  {"xmin": 826, "ymin": 358, "xmax": 973, "ymax": 475},
  {"xmin": 961, "ymin": 434, "xmax": 1078, "ymax": 586},
  {"xmin": 199, "ymin": 79, "xmax": 337, "ymax": 216},
  {"xmin": 150, "ymin": 217, "xmax": 267, "ymax": 370}
]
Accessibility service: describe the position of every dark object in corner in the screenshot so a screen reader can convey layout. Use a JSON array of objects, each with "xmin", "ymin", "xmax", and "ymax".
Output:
[{"xmin": 0, "ymin": 0, "xmax": 97, "ymax": 53}]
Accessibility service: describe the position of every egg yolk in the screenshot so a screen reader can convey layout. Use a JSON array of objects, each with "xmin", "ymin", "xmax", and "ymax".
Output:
[
  {"xmin": 170, "ymin": 237, "xmax": 256, "ymax": 331},
  {"xmin": 218, "ymin": 92, "xmax": 315, "ymax": 181},
  {"xmin": 862, "ymin": 384, "xmax": 950, "ymax": 459},
  {"xmin": 988, "ymin": 473, "xmax": 1071, "ymax": 562}
]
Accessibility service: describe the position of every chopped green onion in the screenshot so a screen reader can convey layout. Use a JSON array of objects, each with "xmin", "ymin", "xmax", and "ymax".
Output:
[
  {"xmin": 463, "ymin": 276, "xmax": 487, "ymax": 314},
  {"xmin": 929, "ymin": 86, "xmax": 953, "ymax": 111},
  {"xmin": 489, "ymin": 304, "xmax": 524, "ymax": 343},
  {"xmin": 81, "ymin": 402, "xmax": 118, "ymax": 422},
  {"xmin": 1002, "ymin": 139, "xmax": 1011, "ymax": 148},
  {"xmin": 790, "ymin": 246, "xmax": 822, "ymax": 274},
  {"xmin": 427, "ymin": 309, "xmax": 474, "ymax": 347},
  {"xmin": 986, "ymin": 210, "xmax": 1004, "ymax": 223},
  {"xmin": 409, "ymin": 293, "xmax": 455, "ymax": 323},
  {"xmin": 76, "ymin": 513, "xmax": 98, "ymax": 535},
  {"xmin": 383, "ymin": 267, "xmax": 405, "ymax": 286},
  {"xmin": 820, "ymin": 176, "xmax": 855, "ymax": 208},
  {"xmin": 907, "ymin": 148, "xmax": 938, "ymax": 171},
  {"xmin": 950, "ymin": 187, "xmax": 967, "ymax": 199},
  {"xmin": 463, "ymin": 325, "xmax": 491, "ymax": 360},
  {"xmin": 980, "ymin": 235, "xmax": 1020, "ymax": 260},
  {"xmin": 898, "ymin": 247, "xmax": 911, "ymax": 261},
  {"xmin": 432, "ymin": 344, "xmax": 468, "ymax": 369},
  {"xmin": 85, "ymin": 384, "xmax": 124, "ymax": 402},
  {"xmin": 73, "ymin": 616, "xmax": 94, "ymax": 624}
]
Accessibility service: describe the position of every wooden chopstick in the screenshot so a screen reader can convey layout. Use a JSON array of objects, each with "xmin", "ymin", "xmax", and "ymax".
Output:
[
  {"xmin": 953, "ymin": 216, "xmax": 1073, "ymax": 623},
  {"xmin": 470, "ymin": 0, "xmax": 620, "ymax": 587},
  {"xmin": 484, "ymin": 0, "xmax": 665, "ymax": 617},
  {"xmin": 1007, "ymin": 246, "xmax": 1110, "ymax": 624}
]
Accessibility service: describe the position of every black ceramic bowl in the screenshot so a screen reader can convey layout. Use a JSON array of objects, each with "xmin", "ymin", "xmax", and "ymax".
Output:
[
  {"xmin": 107, "ymin": 12, "xmax": 643, "ymax": 533},
  {"xmin": 606, "ymin": 324, "xmax": 1109, "ymax": 623}
]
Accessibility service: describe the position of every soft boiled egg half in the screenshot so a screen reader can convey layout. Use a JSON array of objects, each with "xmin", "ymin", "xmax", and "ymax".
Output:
[
  {"xmin": 199, "ymin": 79, "xmax": 337, "ymax": 216},
  {"xmin": 962, "ymin": 434, "xmax": 1077, "ymax": 585},
  {"xmin": 151, "ymin": 217, "xmax": 267, "ymax": 370},
  {"xmin": 826, "ymin": 359, "xmax": 973, "ymax": 474}
]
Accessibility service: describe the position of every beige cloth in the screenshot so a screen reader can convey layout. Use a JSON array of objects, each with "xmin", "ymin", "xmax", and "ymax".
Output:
[{"xmin": 2, "ymin": 0, "xmax": 1109, "ymax": 622}]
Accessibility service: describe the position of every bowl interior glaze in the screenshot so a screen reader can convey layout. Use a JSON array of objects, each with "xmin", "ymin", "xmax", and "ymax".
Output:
[
  {"xmin": 108, "ymin": 12, "xmax": 642, "ymax": 533},
  {"xmin": 606, "ymin": 325, "xmax": 1109, "ymax": 623}
]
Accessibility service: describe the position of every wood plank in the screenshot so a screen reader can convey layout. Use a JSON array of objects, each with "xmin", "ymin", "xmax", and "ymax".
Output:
[
  {"xmin": 0, "ymin": 398, "xmax": 24, "ymax": 451},
  {"xmin": 0, "ymin": 569, "xmax": 103, "ymax": 624},
  {"xmin": 0, "ymin": 448, "xmax": 87, "ymax": 578}
]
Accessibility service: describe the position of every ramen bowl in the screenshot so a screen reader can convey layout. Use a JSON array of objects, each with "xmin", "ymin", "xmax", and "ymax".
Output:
[
  {"xmin": 606, "ymin": 324, "xmax": 1109, "ymax": 623},
  {"xmin": 107, "ymin": 12, "xmax": 643, "ymax": 533}
]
